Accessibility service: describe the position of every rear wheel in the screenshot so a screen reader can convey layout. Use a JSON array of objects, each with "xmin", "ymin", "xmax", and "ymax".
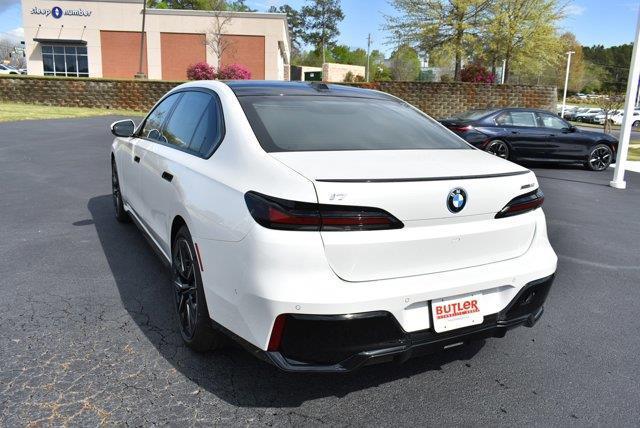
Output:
[
  {"xmin": 486, "ymin": 140, "xmax": 510, "ymax": 160},
  {"xmin": 585, "ymin": 144, "xmax": 613, "ymax": 171},
  {"xmin": 633, "ymin": 120, "xmax": 640, "ymax": 128},
  {"xmin": 172, "ymin": 225, "xmax": 226, "ymax": 352},
  {"xmin": 111, "ymin": 160, "xmax": 130, "ymax": 223}
]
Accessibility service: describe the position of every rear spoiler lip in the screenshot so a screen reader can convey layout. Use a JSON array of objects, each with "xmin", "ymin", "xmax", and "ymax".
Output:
[{"xmin": 315, "ymin": 170, "xmax": 530, "ymax": 183}]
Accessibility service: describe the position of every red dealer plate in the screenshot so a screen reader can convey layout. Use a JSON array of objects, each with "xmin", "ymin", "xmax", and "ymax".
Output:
[{"xmin": 432, "ymin": 293, "xmax": 483, "ymax": 333}]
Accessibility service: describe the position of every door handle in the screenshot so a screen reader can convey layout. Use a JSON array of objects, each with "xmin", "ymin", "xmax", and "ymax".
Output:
[
  {"xmin": 134, "ymin": 156, "xmax": 140, "ymax": 163},
  {"xmin": 511, "ymin": 131, "xmax": 519, "ymax": 134},
  {"xmin": 162, "ymin": 171, "xmax": 174, "ymax": 183}
]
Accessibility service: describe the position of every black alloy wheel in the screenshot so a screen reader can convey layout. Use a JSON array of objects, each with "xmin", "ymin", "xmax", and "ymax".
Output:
[
  {"xmin": 171, "ymin": 226, "xmax": 225, "ymax": 351},
  {"xmin": 586, "ymin": 144, "xmax": 613, "ymax": 171},
  {"xmin": 486, "ymin": 140, "xmax": 510, "ymax": 160},
  {"xmin": 112, "ymin": 161, "xmax": 130, "ymax": 223}
]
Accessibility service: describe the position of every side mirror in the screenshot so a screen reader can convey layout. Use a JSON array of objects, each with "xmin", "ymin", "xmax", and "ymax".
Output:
[
  {"xmin": 563, "ymin": 125, "xmax": 577, "ymax": 133},
  {"xmin": 111, "ymin": 119, "xmax": 135, "ymax": 137}
]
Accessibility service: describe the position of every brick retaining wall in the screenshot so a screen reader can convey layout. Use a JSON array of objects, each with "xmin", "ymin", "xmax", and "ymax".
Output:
[{"xmin": 0, "ymin": 76, "xmax": 556, "ymax": 117}]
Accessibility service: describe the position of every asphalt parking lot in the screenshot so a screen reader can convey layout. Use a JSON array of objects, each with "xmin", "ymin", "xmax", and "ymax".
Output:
[{"xmin": 1, "ymin": 116, "xmax": 640, "ymax": 426}]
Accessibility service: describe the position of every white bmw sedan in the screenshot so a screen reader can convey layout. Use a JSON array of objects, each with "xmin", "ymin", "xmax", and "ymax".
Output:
[{"xmin": 110, "ymin": 81, "xmax": 557, "ymax": 372}]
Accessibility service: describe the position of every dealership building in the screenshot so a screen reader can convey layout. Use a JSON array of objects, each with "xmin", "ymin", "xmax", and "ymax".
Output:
[{"xmin": 21, "ymin": 0, "xmax": 291, "ymax": 80}]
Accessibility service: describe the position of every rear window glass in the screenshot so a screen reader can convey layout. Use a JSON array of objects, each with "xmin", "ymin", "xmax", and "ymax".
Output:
[{"xmin": 239, "ymin": 96, "xmax": 470, "ymax": 152}]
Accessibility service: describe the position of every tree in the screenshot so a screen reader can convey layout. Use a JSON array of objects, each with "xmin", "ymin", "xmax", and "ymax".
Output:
[
  {"xmin": 204, "ymin": 1, "xmax": 233, "ymax": 67},
  {"xmin": 147, "ymin": 0, "xmax": 254, "ymax": 10},
  {"xmin": 226, "ymin": 0, "xmax": 255, "ymax": 11},
  {"xmin": 554, "ymin": 33, "xmax": 584, "ymax": 92},
  {"xmin": 484, "ymin": 0, "xmax": 565, "ymax": 83},
  {"xmin": 301, "ymin": 0, "xmax": 345, "ymax": 64},
  {"xmin": 389, "ymin": 44, "xmax": 420, "ymax": 81},
  {"xmin": 384, "ymin": 0, "xmax": 490, "ymax": 81},
  {"xmin": 268, "ymin": 4, "xmax": 305, "ymax": 57},
  {"xmin": 583, "ymin": 43, "xmax": 633, "ymax": 92}
]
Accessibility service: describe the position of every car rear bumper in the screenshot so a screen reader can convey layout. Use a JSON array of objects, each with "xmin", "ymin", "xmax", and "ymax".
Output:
[
  {"xmin": 198, "ymin": 207, "xmax": 556, "ymax": 348},
  {"xmin": 263, "ymin": 274, "xmax": 554, "ymax": 372}
]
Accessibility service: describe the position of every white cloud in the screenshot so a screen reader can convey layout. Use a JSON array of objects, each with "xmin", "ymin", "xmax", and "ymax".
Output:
[
  {"xmin": 7, "ymin": 26, "xmax": 23, "ymax": 39},
  {"xmin": 565, "ymin": 4, "xmax": 585, "ymax": 16}
]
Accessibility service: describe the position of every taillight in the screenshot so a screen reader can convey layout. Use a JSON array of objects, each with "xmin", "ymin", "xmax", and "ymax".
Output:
[
  {"xmin": 495, "ymin": 189, "xmax": 544, "ymax": 219},
  {"xmin": 244, "ymin": 191, "xmax": 404, "ymax": 231}
]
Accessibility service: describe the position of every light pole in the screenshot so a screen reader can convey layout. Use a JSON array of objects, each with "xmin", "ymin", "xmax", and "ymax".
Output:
[
  {"xmin": 366, "ymin": 33, "xmax": 371, "ymax": 82},
  {"xmin": 501, "ymin": 59, "xmax": 506, "ymax": 84},
  {"xmin": 560, "ymin": 51, "xmax": 575, "ymax": 119},
  {"xmin": 610, "ymin": 8, "xmax": 640, "ymax": 189},
  {"xmin": 135, "ymin": 0, "xmax": 147, "ymax": 79}
]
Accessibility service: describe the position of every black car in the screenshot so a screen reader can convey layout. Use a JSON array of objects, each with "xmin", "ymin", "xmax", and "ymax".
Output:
[{"xmin": 440, "ymin": 108, "xmax": 619, "ymax": 171}]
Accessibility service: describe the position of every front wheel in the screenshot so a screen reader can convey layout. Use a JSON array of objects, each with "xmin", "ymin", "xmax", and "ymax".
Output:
[
  {"xmin": 585, "ymin": 144, "xmax": 613, "ymax": 171},
  {"xmin": 633, "ymin": 120, "xmax": 640, "ymax": 128},
  {"xmin": 485, "ymin": 140, "xmax": 510, "ymax": 160},
  {"xmin": 172, "ymin": 225, "xmax": 226, "ymax": 352}
]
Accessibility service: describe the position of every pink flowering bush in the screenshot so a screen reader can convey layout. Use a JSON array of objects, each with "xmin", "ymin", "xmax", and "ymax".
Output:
[
  {"xmin": 216, "ymin": 64, "xmax": 252, "ymax": 80},
  {"xmin": 187, "ymin": 62, "xmax": 216, "ymax": 80},
  {"xmin": 460, "ymin": 63, "xmax": 496, "ymax": 84},
  {"xmin": 186, "ymin": 62, "xmax": 252, "ymax": 81}
]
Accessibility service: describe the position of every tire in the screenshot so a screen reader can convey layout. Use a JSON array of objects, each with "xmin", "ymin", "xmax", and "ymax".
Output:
[
  {"xmin": 111, "ymin": 160, "xmax": 130, "ymax": 223},
  {"xmin": 172, "ymin": 225, "xmax": 226, "ymax": 352},
  {"xmin": 585, "ymin": 144, "xmax": 613, "ymax": 171},
  {"xmin": 633, "ymin": 120, "xmax": 640, "ymax": 128},
  {"xmin": 485, "ymin": 140, "xmax": 510, "ymax": 160}
]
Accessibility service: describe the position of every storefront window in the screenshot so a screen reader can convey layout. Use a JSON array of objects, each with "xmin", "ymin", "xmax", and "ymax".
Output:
[{"xmin": 42, "ymin": 45, "xmax": 88, "ymax": 77}]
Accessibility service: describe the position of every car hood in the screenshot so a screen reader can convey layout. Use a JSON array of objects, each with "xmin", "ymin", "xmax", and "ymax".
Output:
[{"xmin": 269, "ymin": 149, "xmax": 528, "ymax": 182}]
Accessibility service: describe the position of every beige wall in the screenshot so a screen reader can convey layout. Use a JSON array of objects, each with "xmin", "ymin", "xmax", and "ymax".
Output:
[
  {"xmin": 22, "ymin": 0, "xmax": 290, "ymax": 80},
  {"xmin": 322, "ymin": 63, "xmax": 366, "ymax": 83}
]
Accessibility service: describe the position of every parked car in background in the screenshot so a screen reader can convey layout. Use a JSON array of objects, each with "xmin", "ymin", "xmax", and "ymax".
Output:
[
  {"xmin": 109, "ymin": 81, "xmax": 558, "ymax": 372},
  {"xmin": 0, "ymin": 64, "xmax": 20, "ymax": 75},
  {"xmin": 574, "ymin": 108, "xmax": 604, "ymax": 123},
  {"xmin": 563, "ymin": 107, "xmax": 589, "ymax": 121},
  {"xmin": 440, "ymin": 108, "xmax": 619, "ymax": 171},
  {"xmin": 610, "ymin": 110, "xmax": 640, "ymax": 127},
  {"xmin": 594, "ymin": 110, "xmax": 621, "ymax": 125}
]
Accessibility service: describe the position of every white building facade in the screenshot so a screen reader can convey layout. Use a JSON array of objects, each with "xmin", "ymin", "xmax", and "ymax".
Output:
[{"xmin": 21, "ymin": 0, "xmax": 290, "ymax": 80}]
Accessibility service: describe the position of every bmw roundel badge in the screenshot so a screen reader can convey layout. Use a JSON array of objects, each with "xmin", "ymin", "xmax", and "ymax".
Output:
[{"xmin": 447, "ymin": 188, "xmax": 467, "ymax": 213}]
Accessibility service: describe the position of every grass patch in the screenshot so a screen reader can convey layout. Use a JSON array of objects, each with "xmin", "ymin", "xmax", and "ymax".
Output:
[
  {"xmin": 0, "ymin": 102, "xmax": 143, "ymax": 122},
  {"xmin": 629, "ymin": 144, "xmax": 640, "ymax": 161}
]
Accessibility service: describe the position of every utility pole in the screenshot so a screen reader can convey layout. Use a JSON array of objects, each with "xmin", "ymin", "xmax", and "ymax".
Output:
[
  {"xmin": 560, "ymin": 51, "xmax": 575, "ymax": 119},
  {"xmin": 501, "ymin": 59, "xmax": 506, "ymax": 84},
  {"xmin": 610, "ymin": 8, "xmax": 640, "ymax": 189},
  {"xmin": 366, "ymin": 33, "xmax": 372, "ymax": 82},
  {"xmin": 135, "ymin": 0, "xmax": 147, "ymax": 79}
]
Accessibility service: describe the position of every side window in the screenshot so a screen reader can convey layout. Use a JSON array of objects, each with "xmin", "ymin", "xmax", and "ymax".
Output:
[
  {"xmin": 509, "ymin": 111, "xmax": 538, "ymax": 127},
  {"xmin": 163, "ymin": 92, "xmax": 212, "ymax": 150},
  {"xmin": 539, "ymin": 114, "xmax": 567, "ymax": 130},
  {"xmin": 495, "ymin": 112, "xmax": 512, "ymax": 126},
  {"xmin": 191, "ymin": 98, "xmax": 224, "ymax": 157},
  {"xmin": 142, "ymin": 93, "xmax": 180, "ymax": 143}
]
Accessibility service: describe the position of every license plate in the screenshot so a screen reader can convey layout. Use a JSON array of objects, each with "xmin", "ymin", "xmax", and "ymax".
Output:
[{"xmin": 432, "ymin": 293, "xmax": 483, "ymax": 333}]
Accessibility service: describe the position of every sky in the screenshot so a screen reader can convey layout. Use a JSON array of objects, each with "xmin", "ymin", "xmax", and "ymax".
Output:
[{"xmin": 1, "ymin": 0, "xmax": 638, "ymax": 56}]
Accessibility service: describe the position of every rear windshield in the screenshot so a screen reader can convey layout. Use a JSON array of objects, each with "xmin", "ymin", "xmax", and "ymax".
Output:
[{"xmin": 238, "ymin": 96, "xmax": 471, "ymax": 152}]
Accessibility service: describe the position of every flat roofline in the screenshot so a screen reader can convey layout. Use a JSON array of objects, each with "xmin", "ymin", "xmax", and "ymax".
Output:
[{"xmin": 145, "ymin": 9, "xmax": 287, "ymax": 20}]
